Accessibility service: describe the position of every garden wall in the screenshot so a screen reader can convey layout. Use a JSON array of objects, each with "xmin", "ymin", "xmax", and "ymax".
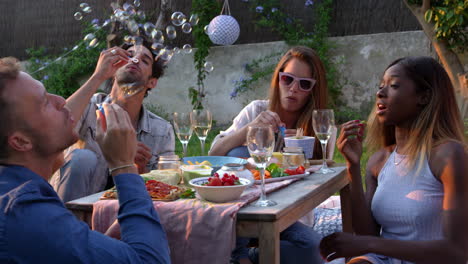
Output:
[{"xmin": 147, "ymin": 30, "xmax": 436, "ymax": 126}]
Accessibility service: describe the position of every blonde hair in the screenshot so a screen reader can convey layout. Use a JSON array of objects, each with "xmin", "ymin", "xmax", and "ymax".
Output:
[
  {"xmin": 268, "ymin": 46, "xmax": 328, "ymax": 158},
  {"xmin": 0, "ymin": 57, "xmax": 21, "ymax": 159},
  {"xmin": 365, "ymin": 56, "xmax": 466, "ymax": 169}
]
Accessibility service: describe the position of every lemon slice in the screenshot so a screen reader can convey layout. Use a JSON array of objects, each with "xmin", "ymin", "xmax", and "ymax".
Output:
[{"xmin": 198, "ymin": 160, "xmax": 213, "ymax": 167}]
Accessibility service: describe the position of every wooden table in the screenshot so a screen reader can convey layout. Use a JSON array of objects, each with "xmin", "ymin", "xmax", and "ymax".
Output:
[{"xmin": 66, "ymin": 166, "xmax": 351, "ymax": 264}]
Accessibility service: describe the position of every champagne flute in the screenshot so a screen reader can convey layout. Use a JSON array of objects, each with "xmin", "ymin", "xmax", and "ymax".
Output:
[
  {"xmin": 173, "ymin": 112, "xmax": 193, "ymax": 157},
  {"xmin": 190, "ymin": 109, "xmax": 212, "ymax": 155},
  {"xmin": 312, "ymin": 109, "xmax": 335, "ymax": 174},
  {"xmin": 247, "ymin": 125, "xmax": 277, "ymax": 207}
]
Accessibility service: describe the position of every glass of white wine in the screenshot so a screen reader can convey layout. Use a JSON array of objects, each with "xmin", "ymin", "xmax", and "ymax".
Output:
[
  {"xmin": 190, "ymin": 109, "xmax": 212, "ymax": 155},
  {"xmin": 247, "ymin": 125, "xmax": 277, "ymax": 207},
  {"xmin": 312, "ymin": 109, "xmax": 335, "ymax": 174},
  {"xmin": 173, "ymin": 112, "xmax": 193, "ymax": 157}
]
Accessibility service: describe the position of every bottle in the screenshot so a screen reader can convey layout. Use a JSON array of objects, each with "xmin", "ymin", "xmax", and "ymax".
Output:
[
  {"xmin": 282, "ymin": 147, "xmax": 305, "ymax": 169},
  {"xmin": 216, "ymin": 163, "xmax": 254, "ymax": 182}
]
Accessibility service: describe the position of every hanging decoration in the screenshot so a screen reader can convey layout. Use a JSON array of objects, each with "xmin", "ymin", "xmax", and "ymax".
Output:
[{"xmin": 207, "ymin": 0, "xmax": 240, "ymax": 46}]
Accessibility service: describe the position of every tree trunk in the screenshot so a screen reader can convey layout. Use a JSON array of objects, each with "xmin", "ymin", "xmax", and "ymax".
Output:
[{"xmin": 404, "ymin": 0, "xmax": 468, "ymax": 119}]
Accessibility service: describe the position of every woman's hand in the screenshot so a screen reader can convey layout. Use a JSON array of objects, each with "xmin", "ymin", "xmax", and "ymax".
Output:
[
  {"xmin": 337, "ymin": 120, "xmax": 365, "ymax": 166},
  {"xmin": 319, "ymin": 232, "xmax": 373, "ymax": 262},
  {"xmin": 249, "ymin": 110, "xmax": 283, "ymax": 132}
]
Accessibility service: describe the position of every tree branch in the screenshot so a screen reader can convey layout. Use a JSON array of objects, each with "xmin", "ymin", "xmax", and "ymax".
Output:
[
  {"xmin": 422, "ymin": 0, "xmax": 430, "ymax": 12},
  {"xmin": 403, "ymin": 0, "xmax": 467, "ymax": 118}
]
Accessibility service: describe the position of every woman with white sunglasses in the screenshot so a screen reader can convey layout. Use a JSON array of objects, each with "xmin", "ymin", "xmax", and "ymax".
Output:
[
  {"xmin": 210, "ymin": 46, "xmax": 329, "ymax": 264},
  {"xmin": 210, "ymin": 46, "xmax": 329, "ymax": 159}
]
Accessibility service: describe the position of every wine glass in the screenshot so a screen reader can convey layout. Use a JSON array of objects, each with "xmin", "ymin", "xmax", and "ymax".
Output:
[
  {"xmin": 190, "ymin": 109, "xmax": 212, "ymax": 155},
  {"xmin": 173, "ymin": 112, "xmax": 193, "ymax": 157},
  {"xmin": 312, "ymin": 109, "xmax": 335, "ymax": 174},
  {"xmin": 246, "ymin": 125, "xmax": 277, "ymax": 207}
]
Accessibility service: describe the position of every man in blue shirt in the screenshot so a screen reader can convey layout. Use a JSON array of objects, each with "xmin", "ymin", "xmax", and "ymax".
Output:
[{"xmin": 0, "ymin": 54, "xmax": 170, "ymax": 263}]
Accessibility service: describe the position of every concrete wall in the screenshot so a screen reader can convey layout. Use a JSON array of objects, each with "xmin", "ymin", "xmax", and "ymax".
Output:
[{"xmin": 146, "ymin": 30, "xmax": 436, "ymax": 126}]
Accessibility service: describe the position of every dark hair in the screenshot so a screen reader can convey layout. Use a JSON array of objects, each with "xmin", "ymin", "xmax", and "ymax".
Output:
[
  {"xmin": 0, "ymin": 57, "xmax": 21, "ymax": 159},
  {"xmin": 121, "ymin": 37, "xmax": 166, "ymax": 79}
]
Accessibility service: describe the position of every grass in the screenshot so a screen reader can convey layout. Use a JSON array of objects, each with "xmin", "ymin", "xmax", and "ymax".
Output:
[{"xmin": 174, "ymin": 127, "xmax": 222, "ymax": 157}]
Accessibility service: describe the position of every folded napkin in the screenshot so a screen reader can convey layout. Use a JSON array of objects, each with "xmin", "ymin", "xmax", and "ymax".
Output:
[{"xmin": 93, "ymin": 178, "xmax": 300, "ymax": 264}]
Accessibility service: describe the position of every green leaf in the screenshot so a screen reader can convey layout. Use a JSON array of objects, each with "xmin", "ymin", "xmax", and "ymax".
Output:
[{"xmin": 425, "ymin": 9, "xmax": 434, "ymax": 22}]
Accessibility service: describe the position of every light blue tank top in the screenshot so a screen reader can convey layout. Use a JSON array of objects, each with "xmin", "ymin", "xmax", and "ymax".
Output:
[{"xmin": 371, "ymin": 150, "xmax": 444, "ymax": 242}]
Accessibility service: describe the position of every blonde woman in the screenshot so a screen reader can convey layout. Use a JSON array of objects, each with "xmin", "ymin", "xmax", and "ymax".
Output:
[
  {"xmin": 320, "ymin": 56, "xmax": 467, "ymax": 264},
  {"xmin": 209, "ymin": 46, "xmax": 331, "ymax": 159}
]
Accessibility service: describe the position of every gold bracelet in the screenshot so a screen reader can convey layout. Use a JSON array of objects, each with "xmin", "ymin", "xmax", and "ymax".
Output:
[{"xmin": 109, "ymin": 164, "xmax": 135, "ymax": 174}]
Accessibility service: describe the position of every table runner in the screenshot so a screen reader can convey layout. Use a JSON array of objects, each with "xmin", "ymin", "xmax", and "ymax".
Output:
[{"xmin": 92, "ymin": 178, "xmax": 300, "ymax": 264}]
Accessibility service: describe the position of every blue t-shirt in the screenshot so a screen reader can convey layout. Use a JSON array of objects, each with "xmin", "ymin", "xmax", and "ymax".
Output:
[{"xmin": 0, "ymin": 165, "xmax": 170, "ymax": 263}]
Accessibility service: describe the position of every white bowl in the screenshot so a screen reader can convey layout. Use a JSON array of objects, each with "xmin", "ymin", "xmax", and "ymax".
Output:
[{"xmin": 189, "ymin": 177, "xmax": 253, "ymax": 203}]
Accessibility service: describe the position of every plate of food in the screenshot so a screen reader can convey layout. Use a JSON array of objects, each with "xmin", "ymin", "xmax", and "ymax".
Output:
[
  {"xmin": 101, "ymin": 179, "xmax": 188, "ymax": 201},
  {"xmin": 251, "ymin": 163, "xmax": 312, "ymax": 184}
]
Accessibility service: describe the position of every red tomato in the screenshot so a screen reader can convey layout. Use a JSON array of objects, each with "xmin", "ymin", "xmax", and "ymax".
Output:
[
  {"xmin": 284, "ymin": 169, "xmax": 296, "ymax": 175},
  {"xmin": 296, "ymin": 166, "xmax": 305, "ymax": 174}
]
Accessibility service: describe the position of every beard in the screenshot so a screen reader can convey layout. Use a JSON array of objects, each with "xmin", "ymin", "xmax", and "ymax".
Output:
[{"xmin": 115, "ymin": 69, "xmax": 149, "ymax": 95}]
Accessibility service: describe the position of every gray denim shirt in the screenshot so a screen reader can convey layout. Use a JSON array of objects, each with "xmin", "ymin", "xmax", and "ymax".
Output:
[{"xmin": 63, "ymin": 93, "xmax": 175, "ymax": 193}]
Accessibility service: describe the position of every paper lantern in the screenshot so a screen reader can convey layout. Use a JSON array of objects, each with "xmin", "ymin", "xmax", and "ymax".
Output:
[{"xmin": 208, "ymin": 15, "xmax": 240, "ymax": 46}]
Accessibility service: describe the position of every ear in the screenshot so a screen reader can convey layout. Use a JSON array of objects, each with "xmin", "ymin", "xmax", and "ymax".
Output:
[
  {"xmin": 8, "ymin": 131, "xmax": 33, "ymax": 152},
  {"xmin": 147, "ymin": 77, "xmax": 158, "ymax": 90},
  {"xmin": 417, "ymin": 90, "xmax": 431, "ymax": 106}
]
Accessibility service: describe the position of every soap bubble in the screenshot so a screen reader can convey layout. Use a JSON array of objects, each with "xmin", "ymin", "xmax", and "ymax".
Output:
[
  {"xmin": 151, "ymin": 29, "xmax": 164, "ymax": 44},
  {"xmin": 83, "ymin": 33, "xmax": 95, "ymax": 42},
  {"xmin": 123, "ymin": 3, "xmax": 136, "ymax": 16},
  {"xmin": 132, "ymin": 36, "xmax": 144, "ymax": 46},
  {"xmin": 144, "ymin": 22, "xmax": 155, "ymax": 35},
  {"xmin": 189, "ymin": 14, "xmax": 199, "ymax": 26},
  {"xmin": 204, "ymin": 61, "xmax": 214, "ymax": 72},
  {"xmin": 166, "ymin": 25, "xmax": 177, "ymax": 40},
  {"xmin": 171, "ymin": 11, "xmax": 186, "ymax": 26},
  {"xmin": 134, "ymin": 0, "xmax": 141, "ymax": 7},
  {"xmin": 151, "ymin": 43, "xmax": 164, "ymax": 54},
  {"xmin": 123, "ymin": 35, "xmax": 132, "ymax": 45},
  {"xmin": 88, "ymin": 38, "xmax": 99, "ymax": 48},
  {"xmin": 181, "ymin": 23, "xmax": 192, "ymax": 33},
  {"xmin": 203, "ymin": 25, "xmax": 215, "ymax": 35},
  {"xmin": 102, "ymin": 19, "xmax": 111, "ymax": 27},
  {"xmin": 127, "ymin": 20, "xmax": 139, "ymax": 34},
  {"xmin": 80, "ymin": 3, "xmax": 92, "ymax": 13},
  {"xmin": 74, "ymin": 12, "xmax": 83, "ymax": 21},
  {"xmin": 84, "ymin": 33, "xmax": 98, "ymax": 48},
  {"xmin": 158, "ymin": 48, "xmax": 172, "ymax": 62},
  {"xmin": 182, "ymin": 44, "xmax": 192, "ymax": 54},
  {"xmin": 137, "ymin": 10, "xmax": 146, "ymax": 20},
  {"xmin": 173, "ymin": 47, "xmax": 180, "ymax": 54}
]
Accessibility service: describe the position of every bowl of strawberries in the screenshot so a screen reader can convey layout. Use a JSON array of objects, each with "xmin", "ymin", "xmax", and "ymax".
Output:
[{"xmin": 189, "ymin": 173, "xmax": 253, "ymax": 203}]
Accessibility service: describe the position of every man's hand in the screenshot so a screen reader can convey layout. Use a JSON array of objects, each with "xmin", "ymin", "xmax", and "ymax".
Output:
[
  {"xmin": 92, "ymin": 47, "xmax": 130, "ymax": 81},
  {"xmin": 95, "ymin": 104, "xmax": 137, "ymax": 173},
  {"xmin": 134, "ymin": 142, "xmax": 152, "ymax": 174}
]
